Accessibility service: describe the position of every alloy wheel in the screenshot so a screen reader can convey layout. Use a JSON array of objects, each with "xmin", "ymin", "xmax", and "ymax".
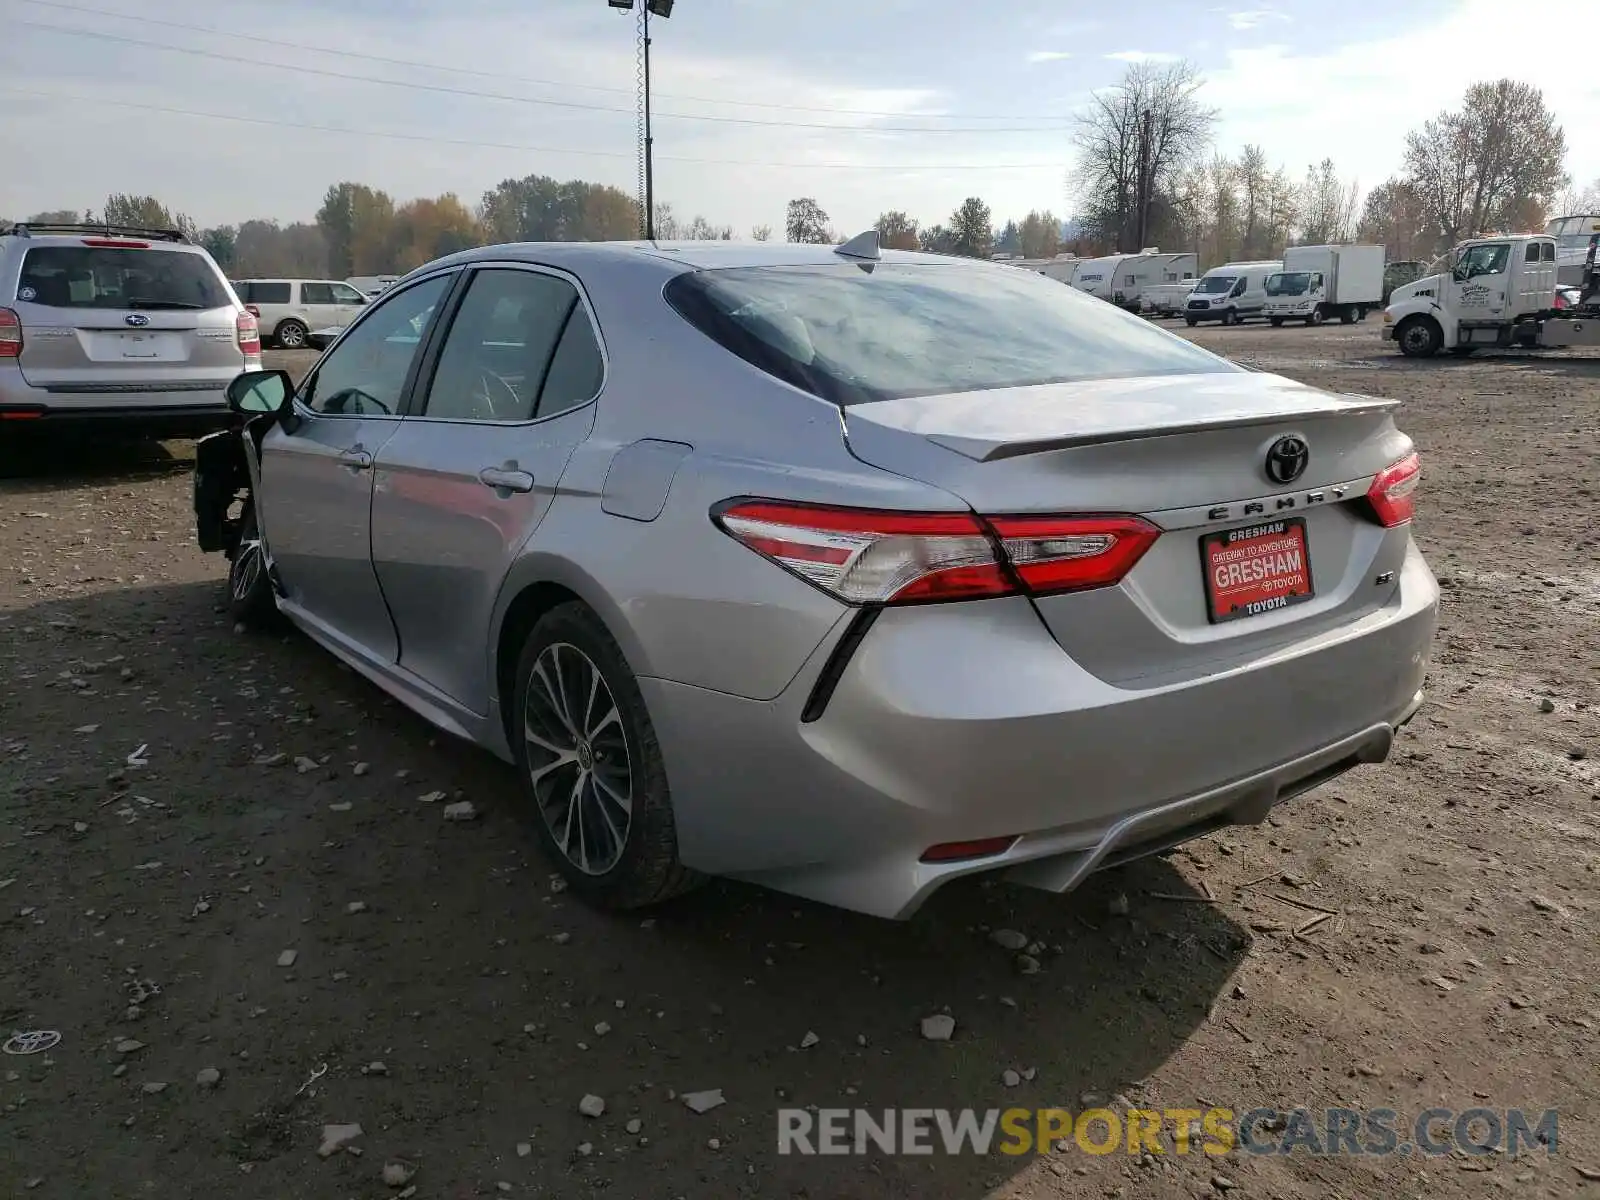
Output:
[
  {"xmin": 232, "ymin": 534, "xmax": 264, "ymax": 602},
  {"xmin": 523, "ymin": 642, "xmax": 633, "ymax": 875}
]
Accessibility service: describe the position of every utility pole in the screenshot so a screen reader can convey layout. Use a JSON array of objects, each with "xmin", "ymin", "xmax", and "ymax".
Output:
[{"xmin": 642, "ymin": 2, "xmax": 654, "ymax": 240}]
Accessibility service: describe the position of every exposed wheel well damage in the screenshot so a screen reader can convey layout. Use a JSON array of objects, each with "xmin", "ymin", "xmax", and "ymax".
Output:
[{"xmin": 495, "ymin": 581, "xmax": 583, "ymax": 744}]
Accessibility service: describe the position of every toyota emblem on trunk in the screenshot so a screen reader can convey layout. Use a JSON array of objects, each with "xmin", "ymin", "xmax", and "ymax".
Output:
[
  {"xmin": 125, "ymin": 313, "xmax": 150, "ymax": 327},
  {"xmin": 1264, "ymin": 435, "xmax": 1309, "ymax": 484}
]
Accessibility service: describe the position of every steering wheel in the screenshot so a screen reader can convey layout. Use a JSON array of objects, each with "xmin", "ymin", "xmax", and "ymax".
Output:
[{"xmin": 472, "ymin": 367, "xmax": 522, "ymax": 421}]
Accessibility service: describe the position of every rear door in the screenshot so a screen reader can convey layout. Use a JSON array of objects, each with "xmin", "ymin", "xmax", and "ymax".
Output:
[
  {"xmin": 12, "ymin": 239, "xmax": 242, "ymax": 400},
  {"xmin": 369, "ymin": 263, "xmax": 603, "ymax": 713},
  {"xmin": 328, "ymin": 281, "xmax": 368, "ymax": 329}
]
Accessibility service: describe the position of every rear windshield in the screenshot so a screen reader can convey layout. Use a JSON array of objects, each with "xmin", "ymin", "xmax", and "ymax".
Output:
[
  {"xmin": 17, "ymin": 246, "xmax": 229, "ymax": 310},
  {"xmin": 1194, "ymin": 275, "xmax": 1236, "ymax": 294},
  {"xmin": 663, "ymin": 263, "xmax": 1235, "ymax": 406}
]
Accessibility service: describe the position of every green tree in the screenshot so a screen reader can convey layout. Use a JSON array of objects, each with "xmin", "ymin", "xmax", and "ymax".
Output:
[
  {"xmin": 785, "ymin": 197, "xmax": 832, "ymax": 243},
  {"xmin": 317, "ymin": 182, "xmax": 396, "ymax": 276},
  {"xmin": 996, "ymin": 219, "xmax": 1021, "ymax": 254},
  {"xmin": 101, "ymin": 195, "xmax": 195, "ymax": 237},
  {"xmin": 919, "ymin": 224, "xmax": 955, "ymax": 254},
  {"xmin": 199, "ymin": 225, "xmax": 238, "ymax": 270},
  {"xmin": 948, "ymin": 197, "xmax": 994, "ymax": 258},
  {"xmin": 27, "ymin": 209, "xmax": 85, "ymax": 224}
]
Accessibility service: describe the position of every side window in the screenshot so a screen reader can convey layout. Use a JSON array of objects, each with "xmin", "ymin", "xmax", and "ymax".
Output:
[
  {"xmin": 300, "ymin": 274, "xmax": 451, "ymax": 416},
  {"xmin": 302, "ymin": 282, "xmax": 336, "ymax": 305},
  {"xmin": 331, "ymin": 283, "xmax": 366, "ymax": 304},
  {"xmin": 539, "ymin": 309, "xmax": 605, "ymax": 418},
  {"xmin": 421, "ymin": 269, "xmax": 591, "ymax": 423},
  {"xmin": 1230, "ymin": 278, "xmax": 1247, "ymax": 297},
  {"xmin": 1524, "ymin": 242, "xmax": 1542, "ymax": 264},
  {"xmin": 1542, "ymin": 242, "xmax": 1556, "ymax": 262},
  {"xmin": 254, "ymin": 281, "xmax": 291, "ymax": 304},
  {"xmin": 235, "ymin": 282, "xmax": 254, "ymax": 303},
  {"xmin": 1462, "ymin": 244, "xmax": 1509, "ymax": 277}
]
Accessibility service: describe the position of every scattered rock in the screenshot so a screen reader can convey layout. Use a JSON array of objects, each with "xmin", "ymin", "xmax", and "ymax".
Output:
[
  {"xmin": 114, "ymin": 1040, "xmax": 145, "ymax": 1055},
  {"xmin": 920, "ymin": 1014, "xmax": 956, "ymax": 1042},
  {"xmin": 328, "ymin": 802, "xmax": 353, "ymax": 813},
  {"xmin": 516, "ymin": 1142, "xmax": 532, "ymax": 1158},
  {"xmin": 578, "ymin": 1094, "xmax": 605, "ymax": 1118},
  {"xmin": 799, "ymin": 1031, "xmax": 819, "ymax": 1049},
  {"xmin": 625, "ymin": 1119, "xmax": 642, "ymax": 1135},
  {"xmin": 1356, "ymin": 1065, "xmax": 1383, "ymax": 1077},
  {"xmin": 196, "ymin": 1067, "xmax": 222, "ymax": 1089},
  {"xmin": 576, "ymin": 1142, "xmax": 593, "ymax": 1156},
  {"xmin": 682, "ymin": 1088, "xmax": 726, "ymax": 1114},
  {"xmin": 141, "ymin": 1081, "xmax": 167, "ymax": 1095},
  {"xmin": 276, "ymin": 949, "xmax": 298, "ymax": 968},
  {"xmin": 381, "ymin": 1161, "xmax": 415, "ymax": 1187},
  {"xmin": 1212, "ymin": 1175, "xmax": 1236, "ymax": 1192},
  {"xmin": 1002, "ymin": 1069, "xmax": 1021, "ymax": 1087},
  {"xmin": 443, "ymin": 801, "xmax": 478, "ymax": 822},
  {"xmin": 593, "ymin": 1021, "xmax": 611, "ymax": 1037},
  {"xmin": 708, "ymin": 1137, "xmax": 721, "ymax": 1150},
  {"xmin": 347, "ymin": 901, "xmax": 368, "ymax": 914},
  {"xmin": 294, "ymin": 756, "xmax": 318, "ymax": 774},
  {"xmin": 418, "ymin": 791, "xmax": 446, "ymax": 804},
  {"xmin": 989, "ymin": 929, "xmax": 1029, "ymax": 951},
  {"xmin": 551, "ymin": 932, "xmax": 572, "ymax": 945},
  {"xmin": 1539, "ymin": 698, "xmax": 1556, "ymax": 713},
  {"xmin": 353, "ymin": 762, "xmax": 370, "ymax": 777},
  {"xmin": 362, "ymin": 1061, "xmax": 388, "ymax": 1076},
  {"xmin": 1530, "ymin": 896, "xmax": 1566, "ymax": 916},
  {"xmin": 318, "ymin": 1123, "xmax": 363, "ymax": 1158}
]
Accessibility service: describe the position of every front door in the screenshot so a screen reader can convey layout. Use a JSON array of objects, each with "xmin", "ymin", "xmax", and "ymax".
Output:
[
  {"xmin": 259, "ymin": 272, "xmax": 455, "ymax": 662},
  {"xmin": 370, "ymin": 264, "xmax": 605, "ymax": 713},
  {"xmin": 1450, "ymin": 241, "xmax": 1510, "ymax": 319}
]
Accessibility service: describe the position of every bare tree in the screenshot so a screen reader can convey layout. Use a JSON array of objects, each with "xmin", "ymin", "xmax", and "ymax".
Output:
[
  {"xmin": 683, "ymin": 214, "xmax": 733, "ymax": 240},
  {"xmin": 874, "ymin": 210, "xmax": 920, "ymax": 250},
  {"xmin": 1296, "ymin": 159, "xmax": 1360, "ymax": 245},
  {"xmin": 785, "ymin": 198, "xmax": 832, "ymax": 244},
  {"xmin": 1071, "ymin": 59, "xmax": 1216, "ymax": 252},
  {"xmin": 1552, "ymin": 177, "xmax": 1600, "ymax": 216},
  {"xmin": 1404, "ymin": 79, "xmax": 1567, "ymax": 244},
  {"xmin": 750, "ymin": 224, "xmax": 772, "ymax": 242},
  {"xmin": 652, "ymin": 201, "xmax": 683, "ymax": 240},
  {"xmin": 1235, "ymin": 144, "xmax": 1270, "ymax": 258}
]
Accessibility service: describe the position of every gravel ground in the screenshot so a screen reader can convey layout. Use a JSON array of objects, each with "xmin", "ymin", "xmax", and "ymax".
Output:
[{"xmin": 2, "ymin": 321, "xmax": 1598, "ymax": 1199}]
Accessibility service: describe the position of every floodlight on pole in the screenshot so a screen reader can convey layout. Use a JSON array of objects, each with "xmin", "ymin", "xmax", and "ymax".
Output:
[{"xmin": 605, "ymin": 0, "xmax": 673, "ymax": 241}]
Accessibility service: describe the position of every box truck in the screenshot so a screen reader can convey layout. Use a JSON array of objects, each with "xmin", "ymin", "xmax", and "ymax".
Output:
[{"xmin": 1262, "ymin": 244, "xmax": 1385, "ymax": 326}]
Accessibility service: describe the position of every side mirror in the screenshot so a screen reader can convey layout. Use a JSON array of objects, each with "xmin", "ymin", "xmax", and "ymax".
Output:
[{"xmin": 227, "ymin": 369, "xmax": 293, "ymax": 416}]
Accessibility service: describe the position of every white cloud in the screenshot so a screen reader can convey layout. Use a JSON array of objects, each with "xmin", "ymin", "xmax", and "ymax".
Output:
[
  {"xmin": 1201, "ymin": 0, "xmax": 1599, "ymax": 196},
  {"xmin": 1026, "ymin": 51, "xmax": 1073, "ymax": 64},
  {"xmin": 1225, "ymin": 9, "xmax": 1289, "ymax": 31},
  {"xmin": 1104, "ymin": 50, "xmax": 1182, "ymax": 63}
]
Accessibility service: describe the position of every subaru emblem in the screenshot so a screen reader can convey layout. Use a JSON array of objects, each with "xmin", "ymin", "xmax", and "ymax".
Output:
[{"xmin": 125, "ymin": 313, "xmax": 150, "ymax": 327}]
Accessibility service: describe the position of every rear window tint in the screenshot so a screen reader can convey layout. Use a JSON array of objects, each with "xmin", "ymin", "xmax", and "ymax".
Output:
[
  {"xmin": 663, "ymin": 263, "xmax": 1234, "ymax": 406},
  {"xmin": 18, "ymin": 247, "xmax": 229, "ymax": 310},
  {"xmin": 242, "ymin": 281, "xmax": 291, "ymax": 304}
]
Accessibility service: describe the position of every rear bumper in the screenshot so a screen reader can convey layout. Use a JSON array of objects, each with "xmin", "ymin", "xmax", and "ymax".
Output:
[
  {"xmin": 0, "ymin": 387, "xmax": 233, "ymax": 435},
  {"xmin": 645, "ymin": 542, "xmax": 1438, "ymax": 919}
]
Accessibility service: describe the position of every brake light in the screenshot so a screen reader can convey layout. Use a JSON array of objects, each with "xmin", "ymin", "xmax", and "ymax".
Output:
[
  {"xmin": 0, "ymin": 308, "xmax": 20, "ymax": 359},
  {"xmin": 1366, "ymin": 453, "xmax": 1420, "ymax": 527},
  {"xmin": 236, "ymin": 309, "xmax": 260, "ymax": 358},
  {"xmin": 81, "ymin": 238, "xmax": 150, "ymax": 248},
  {"xmin": 245, "ymin": 304, "xmax": 261, "ymax": 318},
  {"xmin": 712, "ymin": 500, "xmax": 1159, "ymax": 605}
]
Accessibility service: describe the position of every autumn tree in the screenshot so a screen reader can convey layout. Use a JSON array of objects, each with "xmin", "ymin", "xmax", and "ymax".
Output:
[
  {"xmin": 948, "ymin": 197, "xmax": 994, "ymax": 258},
  {"xmin": 1072, "ymin": 59, "xmax": 1216, "ymax": 252},
  {"xmin": 1358, "ymin": 178, "xmax": 1433, "ymax": 259},
  {"xmin": 1018, "ymin": 210, "xmax": 1061, "ymax": 259},
  {"xmin": 388, "ymin": 194, "xmax": 482, "ymax": 271},
  {"xmin": 100, "ymin": 194, "xmax": 196, "ymax": 238},
  {"xmin": 918, "ymin": 224, "xmax": 954, "ymax": 254},
  {"xmin": 1403, "ymin": 79, "xmax": 1567, "ymax": 244},
  {"xmin": 874, "ymin": 210, "xmax": 920, "ymax": 250},
  {"xmin": 785, "ymin": 198, "xmax": 832, "ymax": 243},
  {"xmin": 317, "ymin": 183, "xmax": 397, "ymax": 276},
  {"xmin": 478, "ymin": 176, "xmax": 643, "ymax": 243}
]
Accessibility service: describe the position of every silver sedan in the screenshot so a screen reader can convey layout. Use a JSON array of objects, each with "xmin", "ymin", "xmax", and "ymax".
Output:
[{"xmin": 192, "ymin": 236, "xmax": 1438, "ymax": 920}]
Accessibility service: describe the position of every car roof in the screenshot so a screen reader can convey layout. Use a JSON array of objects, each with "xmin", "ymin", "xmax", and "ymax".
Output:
[{"xmin": 429, "ymin": 239, "xmax": 989, "ymax": 275}]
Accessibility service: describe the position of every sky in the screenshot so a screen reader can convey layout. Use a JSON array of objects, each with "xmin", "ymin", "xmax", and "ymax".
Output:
[{"xmin": 1, "ymin": 0, "xmax": 1597, "ymax": 237}]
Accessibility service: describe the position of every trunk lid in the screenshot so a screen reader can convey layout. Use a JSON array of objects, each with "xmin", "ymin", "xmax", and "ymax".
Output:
[
  {"xmin": 13, "ymin": 243, "xmax": 245, "ymax": 392},
  {"xmin": 842, "ymin": 370, "xmax": 1416, "ymax": 684}
]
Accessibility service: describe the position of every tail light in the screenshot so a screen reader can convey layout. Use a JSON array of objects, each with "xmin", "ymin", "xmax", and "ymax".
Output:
[
  {"xmin": 1366, "ymin": 453, "xmax": 1420, "ymax": 527},
  {"xmin": 712, "ymin": 500, "xmax": 1160, "ymax": 606},
  {"xmin": 236, "ymin": 309, "xmax": 261, "ymax": 358},
  {"xmin": 245, "ymin": 304, "xmax": 261, "ymax": 318},
  {"xmin": 81, "ymin": 238, "xmax": 149, "ymax": 248},
  {"xmin": 0, "ymin": 308, "xmax": 21, "ymax": 359}
]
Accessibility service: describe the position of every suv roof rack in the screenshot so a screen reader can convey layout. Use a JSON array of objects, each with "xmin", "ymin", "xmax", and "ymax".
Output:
[{"xmin": 1, "ymin": 222, "xmax": 190, "ymax": 243}]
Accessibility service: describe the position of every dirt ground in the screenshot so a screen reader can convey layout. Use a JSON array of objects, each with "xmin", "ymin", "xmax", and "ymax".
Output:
[{"xmin": 2, "ymin": 320, "xmax": 1598, "ymax": 1199}]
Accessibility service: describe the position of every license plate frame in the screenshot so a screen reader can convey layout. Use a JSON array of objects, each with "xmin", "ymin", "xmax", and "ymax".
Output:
[{"xmin": 1199, "ymin": 517, "xmax": 1314, "ymax": 625}]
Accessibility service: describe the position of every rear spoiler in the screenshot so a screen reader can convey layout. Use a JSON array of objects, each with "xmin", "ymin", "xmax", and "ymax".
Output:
[{"xmin": 2, "ymin": 222, "xmax": 189, "ymax": 243}]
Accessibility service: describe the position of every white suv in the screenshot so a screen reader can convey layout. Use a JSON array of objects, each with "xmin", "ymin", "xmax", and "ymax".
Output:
[
  {"xmin": 234, "ymin": 278, "xmax": 369, "ymax": 349},
  {"xmin": 1, "ymin": 221, "xmax": 259, "ymax": 434}
]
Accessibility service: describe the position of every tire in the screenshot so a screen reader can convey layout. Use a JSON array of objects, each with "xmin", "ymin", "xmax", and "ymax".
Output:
[
  {"xmin": 1395, "ymin": 316, "xmax": 1442, "ymax": 358},
  {"xmin": 1339, "ymin": 307, "xmax": 1357, "ymax": 325},
  {"xmin": 275, "ymin": 319, "xmax": 308, "ymax": 350},
  {"xmin": 227, "ymin": 505, "xmax": 280, "ymax": 628},
  {"xmin": 510, "ymin": 602, "xmax": 700, "ymax": 910},
  {"xmin": 1221, "ymin": 309, "xmax": 1238, "ymax": 327},
  {"xmin": 1268, "ymin": 316, "xmax": 1284, "ymax": 327},
  {"xmin": 1307, "ymin": 308, "xmax": 1324, "ymax": 326},
  {"xmin": 1184, "ymin": 316, "xmax": 1198, "ymax": 327}
]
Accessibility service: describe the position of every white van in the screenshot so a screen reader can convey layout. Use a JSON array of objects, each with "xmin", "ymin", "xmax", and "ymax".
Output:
[{"xmin": 1183, "ymin": 260, "xmax": 1282, "ymax": 326}]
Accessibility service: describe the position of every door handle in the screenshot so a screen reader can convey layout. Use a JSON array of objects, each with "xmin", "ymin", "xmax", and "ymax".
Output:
[
  {"xmin": 478, "ymin": 465, "xmax": 535, "ymax": 494},
  {"xmin": 339, "ymin": 447, "xmax": 373, "ymax": 470}
]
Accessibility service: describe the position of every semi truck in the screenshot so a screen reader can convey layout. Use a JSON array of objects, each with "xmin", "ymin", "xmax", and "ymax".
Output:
[
  {"xmin": 1382, "ymin": 232, "xmax": 1600, "ymax": 357},
  {"xmin": 1262, "ymin": 244, "xmax": 1384, "ymax": 326}
]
